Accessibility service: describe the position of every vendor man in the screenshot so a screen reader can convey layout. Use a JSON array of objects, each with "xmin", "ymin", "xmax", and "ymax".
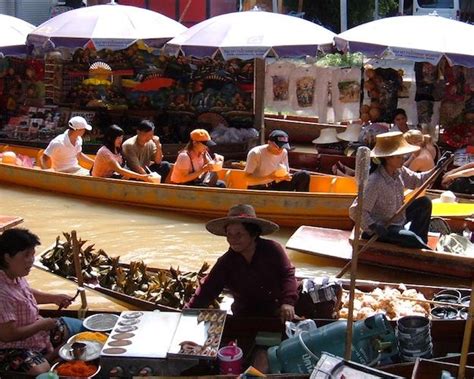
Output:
[
  {"xmin": 244, "ymin": 130, "xmax": 310, "ymax": 192},
  {"xmin": 349, "ymin": 132, "xmax": 448, "ymax": 249},
  {"xmin": 40, "ymin": 116, "xmax": 94, "ymax": 175},
  {"xmin": 122, "ymin": 119, "xmax": 171, "ymax": 182}
]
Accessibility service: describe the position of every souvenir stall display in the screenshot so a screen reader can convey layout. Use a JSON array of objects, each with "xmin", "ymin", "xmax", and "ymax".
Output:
[
  {"xmin": 0, "ymin": 43, "xmax": 256, "ymax": 150},
  {"xmin": 264, "ymin": 53, "xmax": 363, "ymax": 123}
]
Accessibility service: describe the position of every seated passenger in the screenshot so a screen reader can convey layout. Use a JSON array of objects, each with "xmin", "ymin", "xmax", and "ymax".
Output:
[
  {"xmin": 91, "ymin": 124, "xmax": 153, "ymax": 182},
  {"xmin": 171, "ymin": 129, "xmax": 225, "ymax": 187},
  {"xmin": 121, "ymin": 119, "xmax": 171, "ymax": 182},
  {"xmin": 245, "ymin": 130, "xmax": 310, "ymax": 192},
  {"xmin": 186, "ymin": 204, "xmax": 298, "ymax": 322},
  {"xmin": 40, "ymin": 116, "xmax": 94, "ymax": 175},
  {"xmin": 403, "ymin": 130, "xmax": 435, "ymax": 172},
  {"xmin": 0, "ymin": 228, "xmax": 84, "ymax": 376}
]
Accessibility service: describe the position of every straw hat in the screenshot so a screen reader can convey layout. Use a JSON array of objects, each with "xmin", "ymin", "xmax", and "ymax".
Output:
[
  {"xmin": 337, "ymin": 124, "xmax": 362, "ymax": 142},
  {"xmin": 370, "ymin": 131, "xmax": 420, "ymax": 158},
  {"xmin": 432, "ymin": 191, "xmax": 457, "ymax": 203},
  {"xmin": 312, "ymin": 128, "xmax": 340, "ymax": 144},
  {"xmin": 206, "ymin": 204, "xmax": 279, "ymax": 236}
]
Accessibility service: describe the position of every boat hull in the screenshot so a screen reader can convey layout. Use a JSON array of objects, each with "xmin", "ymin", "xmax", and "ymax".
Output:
[{"xmin": 0, "ymin": 145, "xmax": 356, "ymax": 228}]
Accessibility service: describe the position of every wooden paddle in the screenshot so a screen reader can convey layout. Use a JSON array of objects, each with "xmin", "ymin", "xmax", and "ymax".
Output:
[
  {"xmin": 344, "ymin": 146, "xmax": 371, "ymax": 361},
  {"xmin": 336, "ymin": 155, "xmax": 454, "ymax": 279},
  {"xmin": 458, "ymin": 279, "xmax": 474, "ymax": 379}
]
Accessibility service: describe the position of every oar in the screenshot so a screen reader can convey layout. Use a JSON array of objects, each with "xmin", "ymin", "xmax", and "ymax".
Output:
[
  {"xmin": 336, "ymin": 155, "xmax": 453, "ymax": 279},
  {"xmin": 458, "ymin": 278, "xmax": 474, "ymax": 379},
  {"xmin": 344, "ymin": 146, "xmax": 371, "ymax": 361}
]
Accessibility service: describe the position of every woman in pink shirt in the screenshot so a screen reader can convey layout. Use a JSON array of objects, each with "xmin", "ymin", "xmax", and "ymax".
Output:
[
  {"xmin": 0, "ymin": 228, "xmax": 83, "ymax": 376},
  {"xmin": 91, "ymin": 124, "xmax": 153, "ymax": 182}
]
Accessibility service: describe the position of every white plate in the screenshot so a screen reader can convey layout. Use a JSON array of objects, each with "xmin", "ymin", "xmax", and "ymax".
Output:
[
  {"xmin": 59, "ymin": 340, "xmax": 103, "ymax": 361},
  {"xmin": 83, "ymin": 313, "xmax": 119, "ymax": 332}
]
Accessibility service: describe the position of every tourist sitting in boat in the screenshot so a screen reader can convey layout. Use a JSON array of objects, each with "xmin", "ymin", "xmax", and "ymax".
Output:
[
  {"xmin": 441, "ymin": 162, "xmax": 474, "ymax": 195},
  {"xmin": 186, "ymin": 204, "xmax": 298, "ymax": 322},
  {"xmin": 122, "ymin": 119, "xmax": 171, "ymax": 182},
  {"xmin": 91, "ymin": 124, "xmax": 154, "ymax": 182},
  {"xmin": 0, "ymin": 228, "xmax": 84, "ymax": 376},
  {"xmin": 349, "ymin": 132, "xmax": 447, "ymax": 250},
  {"xmin": 40, "ymin": 116, "xmax": 94, "ymax": 175},
  {"xmin": 245, "ymin": 130, "xmax": 310, "ymax": 192},
  {"xmin": 403, "ymin": 130, "xmax": 435, "ymax": 172},
  {"xmin": 170, "ymin": 129, "xmax": 226, "ymax": 187}
]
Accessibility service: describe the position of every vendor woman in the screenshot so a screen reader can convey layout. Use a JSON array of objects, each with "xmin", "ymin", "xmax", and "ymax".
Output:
[
  {"xmin": 349, "ymin": 132, "xmax": 447, "ymax": 250},
  {"xmin": 0, "ymin": 228, "xmax": 83, "ymax": 376},
  {"xmin": 186, "ymin": 204, "xmax": 298, "ymax": 322}
]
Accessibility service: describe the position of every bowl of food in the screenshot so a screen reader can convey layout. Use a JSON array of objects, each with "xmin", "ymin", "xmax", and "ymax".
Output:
[{"xmin": 51, "ymin": 360, "xmax": 100, "ymax": 378}]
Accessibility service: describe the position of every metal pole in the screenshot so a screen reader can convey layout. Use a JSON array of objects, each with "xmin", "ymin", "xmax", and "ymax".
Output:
[
  {"xmin": 374, "ymin": 0, "xmax": 379, "ymax": 19},
  {"xmin": 340, "ymin": 0, "xmax": 347, "ymax": 32}
]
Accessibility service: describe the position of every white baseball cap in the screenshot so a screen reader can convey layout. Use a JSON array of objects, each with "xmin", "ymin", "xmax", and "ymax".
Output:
[{"xmin": 68, "ymin": 116, "xmax": 92, "ymax": 131}]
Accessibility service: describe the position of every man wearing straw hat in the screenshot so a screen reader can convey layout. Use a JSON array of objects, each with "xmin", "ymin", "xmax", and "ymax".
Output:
[
  {"xmin": 349, "ymin": 132, "xmax": 449, "ymax": 249},
  {"xmin": 244, "ymin": 130, "xmax": 310, "ymax": 192},
  {"xmin": 186, "ymin": 204, "xmax": 298, "ymax": 322}
]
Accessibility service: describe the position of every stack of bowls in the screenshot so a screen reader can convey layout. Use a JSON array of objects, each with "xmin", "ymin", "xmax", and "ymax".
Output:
[
  {"xmin": 431, "ymin": 289, "xmax": 465, "ymax": 320},
  {"xmin": 397, "ymin": 315, "xmax": 433, "ymax": 362}
]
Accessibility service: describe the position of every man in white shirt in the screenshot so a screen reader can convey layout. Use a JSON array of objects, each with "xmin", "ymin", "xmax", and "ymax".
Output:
[
  {"xmin": 245, "ymin": 130, "xmax": 310, "ymax": 192},
  {"xmin": 40, "ymin": 116, "xmax": 94, "ymax": 175}
]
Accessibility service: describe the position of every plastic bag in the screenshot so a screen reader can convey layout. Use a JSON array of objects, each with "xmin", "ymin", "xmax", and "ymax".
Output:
[
  {"xmin": 285, "ymin": 319, "xmax": 317, "ymax": 338},
  {"xmin": 436, "ymin": 233, "xmax": 474, "ymax": 256}
]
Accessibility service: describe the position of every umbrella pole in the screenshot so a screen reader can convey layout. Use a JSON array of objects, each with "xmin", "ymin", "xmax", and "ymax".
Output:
[{"xmin": 254, "ymin": 58, "xmax": 266, "ymax": 144}]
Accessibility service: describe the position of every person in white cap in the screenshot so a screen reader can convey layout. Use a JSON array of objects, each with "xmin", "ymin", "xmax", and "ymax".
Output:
[{"xmin": 40, "ymin": 116, "xmax": 94, "ymax": 175}]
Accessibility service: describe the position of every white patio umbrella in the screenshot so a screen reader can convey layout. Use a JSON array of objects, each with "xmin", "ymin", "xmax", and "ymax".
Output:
[
  {"xmin": 335, "ymin": 15, "xmax": 474, "ymax": 67},
  {"xmin": 0, "ymin": 14, "xmax": 35, "ymax": 56},
  {"xmin": 164, "ymin": 10, "xmax": 336, "ymax": 140},
  {"xmin": 165, "ymin": 10, "xmax": 335, "ymax": 60},
  {"xmin": 27, "ymin": 1, "xmax": 187, "ymax": 51}
]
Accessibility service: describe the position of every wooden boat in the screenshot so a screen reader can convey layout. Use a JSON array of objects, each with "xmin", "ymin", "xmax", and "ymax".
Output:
[
  {"xmin": 0, "ymin": 143, "xmax": 359, "ymax": 229},
  {"xmin": 287, "ymin": 226, "xmax": 474, "ymax": 279},
  {"xmin": 2, "ymin": 304, "xmax": 473, "ymax": 379},
  {"xmin": 0, "ymin": 215, "xmax": 23, "ymax": 232}
]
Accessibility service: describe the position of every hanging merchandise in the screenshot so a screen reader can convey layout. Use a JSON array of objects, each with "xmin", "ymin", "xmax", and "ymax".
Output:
[
  {"xmin": 332, "ymin": 67, "xmax": 361, "ymax": 122},
  {"xmin": 363, "ymin": 65, "xmax": 402, "ymax": 123},
  {"xmin": 314, "ymin": 66, "xmax": 335, "ymax": 123},
  {"xmin": 289, "ymin": 63, "xmax": 319, "ymax": 116},
  {"xmin": 368, "ymin": 59, "xmax": 417, "ymax": 126},
  {"xmin": 265, "ymin": 60, "xmax": 295, "ymax": 113},
  {"xmin": 415, "ymin": 62, "xmax": 445, "ymax": 126}
]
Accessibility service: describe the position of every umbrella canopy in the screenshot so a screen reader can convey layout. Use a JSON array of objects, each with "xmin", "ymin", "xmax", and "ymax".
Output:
[
  {"xmin": 335, "ymin": 15, "xmax": 474, "ymax": 68},
  {"xmin": 0, "ymin": 14, "xmax": 35, "ymax": 56},
  {"xmin": 165, "ymin": 11, "xmax": 336, "ymax": 60},
  {"xmin": 27, "ymin": 2, "xmax": 187, "ymax": 51}
]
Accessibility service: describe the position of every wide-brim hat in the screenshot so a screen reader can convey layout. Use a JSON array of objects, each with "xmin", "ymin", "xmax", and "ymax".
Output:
[
  {"xmin": 312, "ymin": 128, "xmax": 340, "ymax": 144},
  {"xmin": 337, "ymin": 124, "xmax": 362, "ymax": 142},
  {"xmin": 370, "ymin": 131, "xmax": 420, "ymax": 158},
  {"xmin": 206, "ymin": 204, "xmax": 279, "ymax": 236}
]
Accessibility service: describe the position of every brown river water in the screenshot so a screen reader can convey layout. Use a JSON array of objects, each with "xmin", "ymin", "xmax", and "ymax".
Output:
[{"xmin": 0, "ymin": 182, "xmax": 467, "ymax": 311}]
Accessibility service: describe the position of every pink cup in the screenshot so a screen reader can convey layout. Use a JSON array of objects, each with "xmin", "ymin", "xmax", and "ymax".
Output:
[{"xmin": 217, "ymin": 343, "xmax": 243, "ymax": 375}]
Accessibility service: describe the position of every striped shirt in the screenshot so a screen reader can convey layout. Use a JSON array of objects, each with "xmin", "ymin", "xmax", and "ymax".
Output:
[
  {"xmin": 350, "ymin": 165, "xmax": 431, "ymax": 233},
  {"xmin": 0, "ymin": 270, "xmax": 51, "ymax": 351}
]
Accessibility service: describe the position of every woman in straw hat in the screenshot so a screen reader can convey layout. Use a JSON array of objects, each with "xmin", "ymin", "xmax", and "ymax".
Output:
[
  {"xmin": 403, "ymin": 130, "xmax": 435, "ymax": 172},
  {"xmin": 349, "ymin": 132, "xmax": 447, "ymax": 249},
  {"xmin": 186, "ymin": 204, "xmax": 298, "ymax": 322}
]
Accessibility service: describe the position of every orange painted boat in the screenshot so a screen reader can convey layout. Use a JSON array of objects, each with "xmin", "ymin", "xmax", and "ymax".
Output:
[{"xmin": 0, "ymin": 144, "xmax": 358, "ymax": 228}]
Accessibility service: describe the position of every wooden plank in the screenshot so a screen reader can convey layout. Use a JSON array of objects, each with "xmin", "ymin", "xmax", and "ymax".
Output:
[
  {"xmin": 286, "ymin": 226, "xmax": 352, "ymax": 260},
  {"xmin": 0, "ymin": 215, "xmax": 23, "ymax": 232},
  {"xmin": 287, "ymin": 225, "xmax": 474, "ymax": 278}
]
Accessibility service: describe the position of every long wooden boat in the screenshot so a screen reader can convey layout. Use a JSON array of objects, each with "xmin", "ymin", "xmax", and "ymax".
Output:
[
  {"xmin": 287, "ymin": 226, "xmax": 474, "ymax": 279},
  {"xmin": 0, "ymin": 143, "xmax": 359, "ymax": 229},
  {"xmin": 0, "ymin": 215, "xmax": 23, "ymax": 232},
  {"xmin": 2, "ymin": 305, "xmax": 473, "ymax": 379},
  {"xmin": 34, "ymin": 246, "xmax": 473, "ymax": 323}
]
